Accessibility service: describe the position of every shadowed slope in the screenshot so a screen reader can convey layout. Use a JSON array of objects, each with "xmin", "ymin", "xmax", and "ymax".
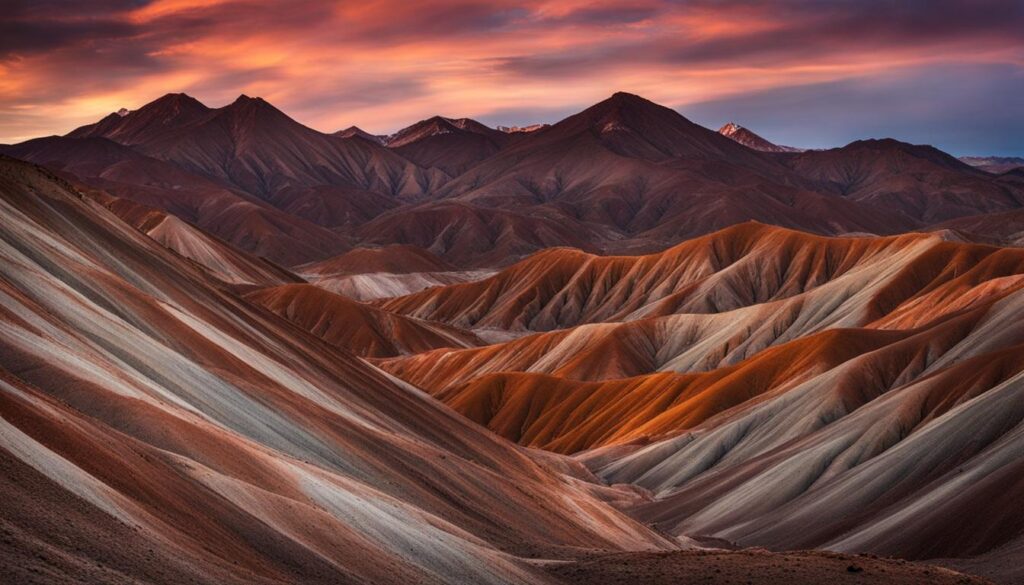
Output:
[
  {"xmin": 100, "ymin": 195, "xmax": 301, "ymax": 286},
  {"xmin": 357, "ymin": 201, "xmax": 604, "ymax": 267},
  {"xmin": 431, "ymin": 93, "xmax": 906, "ymax": 245},
  {"xmin": 788, "ymin": 139, "xmax": 1024, "ymax": 223},
  {"xmin": 546, "ymin": 549, "xmax": 987, "ymax": 585},
  {"xmin": 388, "ymin": 116, "xmax": 510, "ymax": 176},
  {"xmin": 1, "ymin": 136, "xmax": 351, "ymax": 265},
  {"xmin": 71, "ymin": 93, "xmax": 446, "ymax": 201}
]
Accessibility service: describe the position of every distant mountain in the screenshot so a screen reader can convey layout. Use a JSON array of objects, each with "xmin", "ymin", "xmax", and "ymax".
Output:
[
  {"xmin": 1, "ymin": 134, "xmax": 351, "ymax": 265},
  {"xmin": 70, "ymin": 93, "xmax": 445, "ymax": 201},
  {"xmin": 497, "ymin": 123, "xmax": 549, "ymax": 133},
  {"xmin": 7, "ymin": 90, "xmax": 1024, "ymax": 269},
  {"xmin": 429, "ymin": 92, "xmax": 907, "ymax": 251},
  {"xmin": 385, "ymin": 116, "xmax": 501, "ymax": 148},
  {"xmin": 334, "ymin": 125, "xmax": 386, "ymax": 144},
  {"xmin": 69, "ymin": 92, "xmax": 211, "ymax": 145},
  {"xmin": 787, "ymin": 138, "xmax": 1024, "ymax": 223},
  {"xmin": 960, "ymin": 155, "xmax": 1024, "ymax": 174},
  {"xmin": 718, "ymin": 122, "xmax": 803, "ymax": 152},
  {"xmin": 385, "ymin": 116, "xmax": 510, "ymax": 176}
]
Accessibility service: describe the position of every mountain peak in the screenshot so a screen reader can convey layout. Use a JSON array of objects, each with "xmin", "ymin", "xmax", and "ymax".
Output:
[
  {"xmin": 385, "ymin": 115, "xmax": 498, "ymax": 148},
  {"xmin": 835, "ymin": 138, "xmax": 979, "ymax": 172},
  {"xmin": 146, "ymin": 92, "xmax": 208, "ymax": 113},
  {"xmin": 719, "ymin": 122, "xmax": 802, "ymax": 153},
  {"xmin": 496, "ymin": 123, "xmax": 548, "ymax": 134},
  {"xmin": 66, "ymin": 92, "xmax": 210, "ymax": 142},
  {"xmin": 335, "ymin": 126, "xmax": 386, "ymax": 144},
  {"xmin": 585, "ymin": 92, "xmax": 682, "ymax": 123},
  {"xmin": 719, "ymin": 122, "xmax": 743, "ymax": 135},
  {"xmin": 608, "ymin": 91, "xmax": 650, "ymax": 103},
  {"xmin": 222, "ymin": 94, "xmax": 291, "ymax": 121},
  {"xmin": 229, "ymin": 94, "xmax": 271, "ymax": 107}
]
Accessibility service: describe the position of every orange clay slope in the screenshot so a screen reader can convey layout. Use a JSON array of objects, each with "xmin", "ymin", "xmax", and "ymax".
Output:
[
  {"xmin": 376, "ymin": 224, "xmax": 1024, "ymax": 456},
  {"xmin": 0, "ymin": 156, "xmax": 674, "ymax": 585},
  {"xmin": 373, "ymin": 218, "xmax": 1024, "ymax": 580},
  {"xmin": 379, "ymin": 222, "xmax": 962, "ymax": 332},
  {"xmin": 594, "ymin": 311, "xmax": 1024, "ymax": 573},
  {"xmin": 432, "ymin": 328, "xmax": 908, "ymax": 454},
  {"xmin": 245, "ymin": 283, "xmax": 481, "ymax": 358}
]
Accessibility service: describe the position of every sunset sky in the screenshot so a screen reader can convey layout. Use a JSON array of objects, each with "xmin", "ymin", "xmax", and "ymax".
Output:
[{"xmin": 2, "ymin": 0, "xmax": 1022, "ymax": 155}]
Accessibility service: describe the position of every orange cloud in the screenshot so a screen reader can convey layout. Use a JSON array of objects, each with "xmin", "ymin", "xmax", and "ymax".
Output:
[{"xmin": 0, "ymin": 0, "xmax": 1021, "ymax": 149}]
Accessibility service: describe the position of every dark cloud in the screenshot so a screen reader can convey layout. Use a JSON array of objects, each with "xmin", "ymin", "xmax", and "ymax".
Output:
[
  {"xmin": 496, "ymin": 0, "xmax": 1024, "ymax": 76},
  {"xmin": 0, "ymin": 0, "xmax": 142, "ymax": 57}
]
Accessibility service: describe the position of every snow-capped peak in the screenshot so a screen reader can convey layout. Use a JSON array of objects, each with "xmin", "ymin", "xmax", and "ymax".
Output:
[{"xmin": 718, "ymin": 122, "xmax": 803, "ymax": 153}]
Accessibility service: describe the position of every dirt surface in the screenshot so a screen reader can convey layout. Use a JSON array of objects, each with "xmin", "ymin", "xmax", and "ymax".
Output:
[{"xmin": 545, "ymin": 549, "xmax": 992, "ymax": 585}]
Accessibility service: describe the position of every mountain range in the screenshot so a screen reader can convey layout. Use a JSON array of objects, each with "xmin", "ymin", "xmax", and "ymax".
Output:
[
  {"xmin": 6, "ymin": 91, "xmax": 1022, "ymax": 269},
  {"xmin": 2, "ymin": 90, "xmax": 1023, "ymax": 584}
]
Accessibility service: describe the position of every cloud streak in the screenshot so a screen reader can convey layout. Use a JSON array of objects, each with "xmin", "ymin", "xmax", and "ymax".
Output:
[{"xmin": 1, "ymin": 0, "xmax": 1021, "ymax": 154}]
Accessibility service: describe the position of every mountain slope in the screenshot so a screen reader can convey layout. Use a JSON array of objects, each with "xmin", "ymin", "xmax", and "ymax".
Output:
[
  {"xmin": 356, "ymin": 201, "xmax": 605, "ymax": 267},
  {"xmin": 379, "ymin": 223, "xmax": 942, "ymax": 332},
  {"xmin": 387, "ymin": 116, "xmax": 510, "ymax": 176},
  {"xmin": 245, "ymin": 284, "xmax": 481, "ymax": 357},
  {"xmin": 789, "ymin": 139, "xmax": 1024, "ymax": 223},
  {"xmin": 960, "ymin": 156, "xmax": 1024, "ymax": 174},
  {"xmin": 426, "ymin": 328, "xmax": 908, "ymax": 454},
  {"xmin": 0, "ymin": 155, "xmax": 673, "ymax": 584},
  {"xmin": 369, "ymin": 217, "xmax": 1024, "ymax": 578},
  {"xmin": 70, "ymin": 93, "xmax": 447, "ymax": 201},
  {"xmin": 428, "ymin": 93, "xmax": 907, "ymax": 247},
  {"xmin": 1, "ymin": 135, "xmax": 352, "ymax": 265},
  {"xmin": 378, "ymin": 225, "xmax": 1024, "ymax": 456},
  {"xmin": 299, "ymin": 245, "xmax": 454, "ymax": 275},
  {"xmin": 99, "ymin": 194, "xmax": 301, "ymax": 286}
]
